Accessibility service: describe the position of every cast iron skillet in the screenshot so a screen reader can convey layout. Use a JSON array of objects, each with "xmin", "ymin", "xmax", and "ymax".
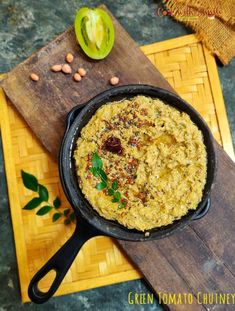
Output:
[{"xmin": 28, "ymin": 85, "xmax": 216, "ymax": 303}]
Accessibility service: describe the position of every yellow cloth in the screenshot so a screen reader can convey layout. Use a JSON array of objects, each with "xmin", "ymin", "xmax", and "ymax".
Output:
[{"xmin": 164, "ymin": 0, "xmax": 235, "ymax": 64}]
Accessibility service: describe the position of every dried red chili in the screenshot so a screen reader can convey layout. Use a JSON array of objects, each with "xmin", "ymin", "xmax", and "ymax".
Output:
[{"xmin": 104, "ymin": 136, "xmax": 123, "ymax": 154}]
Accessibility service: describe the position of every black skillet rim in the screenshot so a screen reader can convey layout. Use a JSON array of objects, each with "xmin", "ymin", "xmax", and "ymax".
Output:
[{"xmin": 59, "ymin": 84, "xmax": 217, "ymax": 241}]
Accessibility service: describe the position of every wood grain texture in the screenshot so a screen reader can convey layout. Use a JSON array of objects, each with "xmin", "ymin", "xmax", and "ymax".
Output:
[{"xmin": 0, "ymin": 5, "xmax": 234, "ymax": 309}]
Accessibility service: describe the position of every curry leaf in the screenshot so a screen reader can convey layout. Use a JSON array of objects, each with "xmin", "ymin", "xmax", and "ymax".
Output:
[
  {"xmin": 21, "ymin": 170, "xmax": 38, "ymax": 192},
  {"xmin": 96, "ymin": 181, "xmax": 107, "ymax": 190},
  {"xmin": 38, "ymin": 184, "xmax": 49, "ymax": 202},
  {"xmin": 69, "ymin": 212, "xmax": 75, "ymax": 221},
  {"xmin": 89, "ymin": 167, "xmax": 100, "ymax": 177},
  {"xmin": 98, "ymin": 169, "xmax": 107, "ymax": 182},
  {"xmin": 52, "ymin": 212, "xmax": 62, "ymax": 222},
  {"xmin": 63, "ymin": 209, "xmax": 70, "ymax": 216},
  {"xmin": 90, "ymin": 152, "xmax": 127, "ymax": 209},
  {"xmin": 112, "ymin": 180, "xmax": 118, "ymax": 190},
  {"xmin": 112, "ymin": 191, "xmax": 121, "ymax": 203},
  {"xmin": 21, "ymin": 171, "xmax": 71, "ymax": 224},
  {"xmin": 114, "ymin": 191, "xmax": 121, "ymax": 201},
  {"xmin": 23, "ymin": 197, "xmax": 42, "ymax": 210},
  {"xmin": 118, "ymin": 200, "xmax": 127, "ymax": 209},
  {"xmin": 122, "ymin": 200, "xmax": 127, "ymax": 206},
  {"xmin": 92, "ymin": 152, "xmax": 103, "ymax": 169},
  {"xmin": 36, "ymin": 205, "xmax": 53, "ymax": 216},
  {"xmin": 53, "ymin": 197, "xmax": 61, "ymax": 209},
  {"xmin": 108, "ymin": 188, "xmax": 114, "ymax": 196},
  {"xmin": 64, "ymin": 219, "xmax": 71, "ymax": 225}
]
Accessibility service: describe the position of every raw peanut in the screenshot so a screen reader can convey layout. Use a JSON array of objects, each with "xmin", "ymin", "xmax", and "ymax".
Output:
[
  {"xmin": 66, "ymin": 53, "xmax": 74, "ymax": 63},
  {"xmin": 62, "ymin": 64, "xmax": 72, "ymax": 74},
  {"xmin": 51, "ymin": 64, "xmax": 62, "ymax": 72},
  {"xmin": 30, "ymin": 73, "xmax": 39, "ymax": 81},
  {"xmin": 77, "ymin": 67, "xmax": 86, "ymax": 77},
  {"xmin": 110, "ymin": 76, "xmax": 119, "ymax": 85},
  {"xmin": 73, "ymin": 73, "xmax": 81, "ymax": 82}
]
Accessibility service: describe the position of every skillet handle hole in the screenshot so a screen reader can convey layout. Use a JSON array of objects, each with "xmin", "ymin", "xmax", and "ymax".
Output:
[{"xmin": 37, "ymin": 269, "xmax": 57, "ymax": 293}]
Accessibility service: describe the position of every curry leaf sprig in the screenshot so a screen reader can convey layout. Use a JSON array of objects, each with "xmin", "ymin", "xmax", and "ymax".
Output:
[
  {"xmin": 89, "ymin": 153, "xmax": 127, "ymax": 209},
  {"xmin": 21, "ymin": 170, "xmax": 75, "ymax": 225}
]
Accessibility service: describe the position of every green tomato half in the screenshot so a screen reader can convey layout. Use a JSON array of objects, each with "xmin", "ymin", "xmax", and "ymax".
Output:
[{"xmin": 74, "ymin": 7, "xmax": 115, "ymax": 60}]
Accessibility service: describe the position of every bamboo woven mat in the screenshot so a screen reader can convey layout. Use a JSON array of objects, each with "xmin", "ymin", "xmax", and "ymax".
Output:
[{"xmin": 0, "ymin": 34, "xmax": 234, "ymax": 302}]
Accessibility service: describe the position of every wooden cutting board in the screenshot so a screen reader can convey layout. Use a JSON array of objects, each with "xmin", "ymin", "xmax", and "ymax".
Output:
[{"xmin": 1, "ymin": 5, "xmax": 235, "ymax": 310}]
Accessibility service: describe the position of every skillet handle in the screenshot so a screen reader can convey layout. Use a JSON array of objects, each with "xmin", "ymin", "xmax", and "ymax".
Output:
[
  {"xmin": 191, "ymin": 197, "xmax": 211, "ymax": 221},
  {"xmin": 28, "ymin": 218, "xmax": 101, "ymax": 304}
]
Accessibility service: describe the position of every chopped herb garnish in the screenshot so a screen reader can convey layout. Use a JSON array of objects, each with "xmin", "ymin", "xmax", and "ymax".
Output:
[{"xmin": 89, "ymin": 152, "xmax": 127, "ymax": 209}]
